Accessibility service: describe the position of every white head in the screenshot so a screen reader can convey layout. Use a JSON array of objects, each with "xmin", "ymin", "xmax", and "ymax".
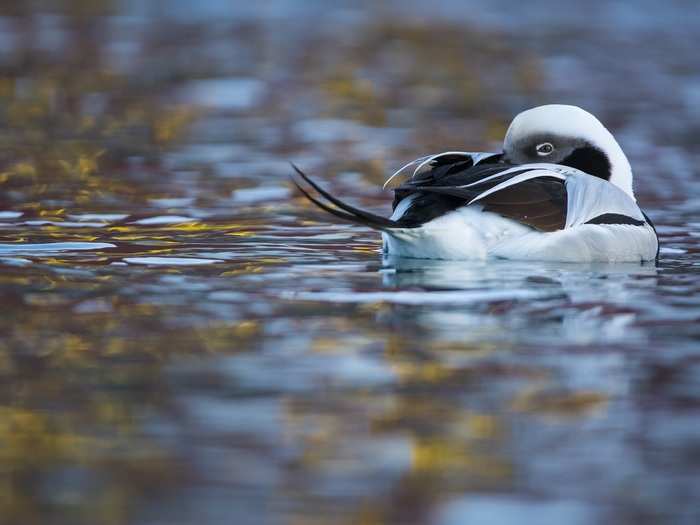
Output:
[{"xmin": 503, "ymin": 105, "xmax": 634, "ymax": 198}]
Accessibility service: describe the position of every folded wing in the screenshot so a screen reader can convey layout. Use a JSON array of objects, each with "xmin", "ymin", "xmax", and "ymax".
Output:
[
  {"xmin": 393, "ymin": 164, "xmax": 567, "ymax": 231},
  {"xmin": 293, "ymin": 157, "xmax": 649, "ymax": 235}
]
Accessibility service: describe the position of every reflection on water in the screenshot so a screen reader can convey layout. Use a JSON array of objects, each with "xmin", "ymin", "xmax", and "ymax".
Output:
[{"xmin": 0, "ymin": 2, "xmax": 699, "ymax": 524}]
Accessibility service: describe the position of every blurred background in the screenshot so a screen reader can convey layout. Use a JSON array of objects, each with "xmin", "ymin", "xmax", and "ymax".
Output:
[{"xmin": 0, "ymin": 1, "xmax": 699, "ymax": 524}]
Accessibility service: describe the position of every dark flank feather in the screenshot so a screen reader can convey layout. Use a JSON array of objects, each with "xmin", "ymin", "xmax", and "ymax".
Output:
[
  {"xmin": 585, "ymin": 213, "xmax": 644, "ymax": 226},
  {"xmin": 473, "ymin": 176, "xmax": 567, "ymax": 232},
  {"xmin": 394, "ymin": 160, "xmax": 568, "ymax": 232}
]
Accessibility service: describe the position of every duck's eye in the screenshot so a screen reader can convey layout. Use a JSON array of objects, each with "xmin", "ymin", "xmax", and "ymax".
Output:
[{"xmin": 536, "ymin": 142, "xmax": 554, "ymax": 156}]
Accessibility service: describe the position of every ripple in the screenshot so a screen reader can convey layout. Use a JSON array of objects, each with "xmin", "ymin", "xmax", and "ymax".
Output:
[
  {"xmin": 68, "ymin": 213, "xmax": 129, "ymax": 221},
  {"xmin": 131, "ymin": 215, "xmax": 197, "ymax": 225},
  {"xmin": 436, "ymin": 497, "xmax": 595, "ymax": 525},
  {"xmin": 123, "ymin": 257, "xmax": 221, "ymax": 266},
  {"xmin": 180, "ymin": 77, "xmax": 264, "ymax": 110},
  {"xmin": 282, "ymin": 288, "xmax": 554, "ymax": 305},
  {"xmin": 0, "ymin": 257, "xmax": 32, "ymax": 266},
  {"xmin": 0, "ymin": 211, "xmax": 23, "ymax": 219},
  {"xmin": 23, "ymin": 220, "xmax": 108, "ymax": 228},
  {"xmin": 0, "ymin": 242, "xmax": 116, "ymax": 254},
  {"xmin": 149, "ymin": 198, "xmax": 195, "ymax": 208},
  {"xmin": 231, "ymin": 186, "xmax": 290, "ymax": 204}
]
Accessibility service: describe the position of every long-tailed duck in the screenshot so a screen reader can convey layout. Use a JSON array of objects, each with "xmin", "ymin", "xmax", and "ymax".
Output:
[{"xmin": 292, "ymin": 105, "xmax": 658, "ymax": 262}]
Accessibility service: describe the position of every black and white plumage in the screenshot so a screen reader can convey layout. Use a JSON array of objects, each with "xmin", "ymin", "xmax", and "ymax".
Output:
[{"xmin": 292, "ymin": 105, "xmax": 659, "ymax": 262}]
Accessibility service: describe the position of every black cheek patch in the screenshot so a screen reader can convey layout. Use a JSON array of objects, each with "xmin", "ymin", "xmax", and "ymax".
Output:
[
  {"xmin": 560, "ymin": 145, "xmax": 612, "ymax": 180},
  {"xmin": 585, "ymin": 213, "xmax": 645, "ymax": 226}
]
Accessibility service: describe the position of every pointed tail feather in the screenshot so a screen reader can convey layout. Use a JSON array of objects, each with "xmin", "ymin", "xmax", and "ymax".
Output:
[{"xmin": 290, "ymin": 164, "xmax": 397, "ymax": 231}]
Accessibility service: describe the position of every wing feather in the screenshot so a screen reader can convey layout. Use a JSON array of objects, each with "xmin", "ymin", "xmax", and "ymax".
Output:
[
  {"xmin": 394, "ymin": 163, "xmax": 569, "ymax": 232},
  {"xmin": 467, "ymin": 170, "xmax": 565, "ymax": 205},
  {"xmin": 293, "ymin": 155, "xmax": 650, "ymax": 239},
  {"xmin": 384, "ymin": 151, "xmax": 501, "ymax": 190}
]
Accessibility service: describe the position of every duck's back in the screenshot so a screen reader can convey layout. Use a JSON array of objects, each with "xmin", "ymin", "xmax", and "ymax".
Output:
[{"xmin": 384, "ymin": 152, "xmax": 658, "ymax": 262}]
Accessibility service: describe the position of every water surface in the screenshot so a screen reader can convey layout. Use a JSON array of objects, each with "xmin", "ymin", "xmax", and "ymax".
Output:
[{"xmin": 0, "ymin": 2, "xmax": 699, "ymax": 524}]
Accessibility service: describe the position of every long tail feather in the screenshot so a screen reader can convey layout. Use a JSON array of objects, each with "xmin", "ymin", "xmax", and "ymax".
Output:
[
  {"xmin": 291, "ymin": 164, "xmax": 397, "ymax": 230},
  {"xmin": 292, "ymin": 179, "xmax": 370, "ymax": 225}
]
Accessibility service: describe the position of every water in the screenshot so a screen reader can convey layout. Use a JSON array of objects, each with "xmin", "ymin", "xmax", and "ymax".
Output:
[{"xmin": 0, "ymin": 2, "xmax": 699, "ymax": 524}]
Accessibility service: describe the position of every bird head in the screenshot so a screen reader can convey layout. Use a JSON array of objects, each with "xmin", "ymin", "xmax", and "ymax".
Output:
[{"xmin": 503, "ymin": 104, "xmax": 634, "ymax": 198}]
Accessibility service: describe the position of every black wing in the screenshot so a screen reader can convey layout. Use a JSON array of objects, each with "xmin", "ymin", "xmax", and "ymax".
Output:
[
  {"xmin": 393, "ymin": 160, "xmax": 568, "ymax": 232},
  {"xmin": 291, "ymin": 160, "xmax": 568, "ymax": 233},
  {"xmin": 384, "ymin": 151, "xmax": 503, "ymax": 190}
]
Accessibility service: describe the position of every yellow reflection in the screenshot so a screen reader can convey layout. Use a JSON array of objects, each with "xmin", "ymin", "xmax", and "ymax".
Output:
[
  {"xmin": 411, "ymin": 437, "xmax": 511, "ymax": 480},
  {"xmin": 511, "ymin": 386, "xmax": 609, "ymax": 418}
]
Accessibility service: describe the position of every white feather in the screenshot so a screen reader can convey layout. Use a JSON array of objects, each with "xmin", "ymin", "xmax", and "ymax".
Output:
[
  {"xmin": 412, "ymin": 151, "xmax": 479, "ymax": 178},
  {"xmin": 383, "ymin": 206, "xmax": 531, "ymax": 260},
  {"xmin": 489, "ymin": 224, "xmax": 658, "ymax": 262},
  {"xmin": 383, "ymin": 151, "xmax": 499, "ymax": 190},
  {"xmin": 563, "ymin": 172, "xmax": 644, "ymax": 227},
  {"xmin": 390, "ymin": 193, "xmax": 418, "ymax": 221},
  {"xmin": 383, "ymin": 155, "xmax": 431, "ymax": 189}
]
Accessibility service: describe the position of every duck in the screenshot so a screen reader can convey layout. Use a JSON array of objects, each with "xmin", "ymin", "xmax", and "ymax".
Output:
[{"xmin": 291, "ymin": 104, "xmax": 659, "ymax": 262}]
